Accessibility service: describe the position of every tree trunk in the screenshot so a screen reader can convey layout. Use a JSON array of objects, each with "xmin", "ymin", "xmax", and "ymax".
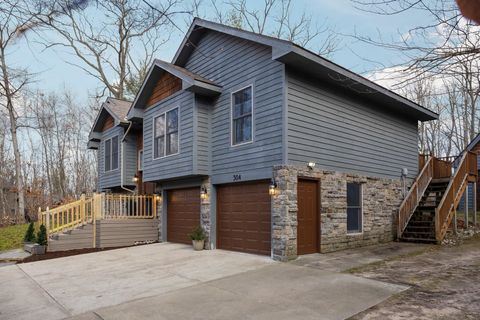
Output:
[{"xmin": 0, "ymin": 49, "xmax": 25, "ymax": 223}]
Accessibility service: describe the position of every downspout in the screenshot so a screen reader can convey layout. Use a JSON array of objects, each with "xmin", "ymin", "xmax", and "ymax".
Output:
[{"xmin": 120, "ymin": 119, "xmax": 135, "ymax": 193}]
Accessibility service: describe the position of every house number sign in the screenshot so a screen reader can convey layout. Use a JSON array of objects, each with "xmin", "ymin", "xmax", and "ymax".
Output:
[{"xmin": 233, "ymin": 174, "xmax": 242, "ymax": 181}]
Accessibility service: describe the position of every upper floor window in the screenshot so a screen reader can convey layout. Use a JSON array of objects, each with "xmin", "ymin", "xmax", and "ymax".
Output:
[
  {"xmin": 154, "ymin": 108, "xmax": 179, "ymax": 159},
  {"xmin": 104, "ymin": 136, "xmax": 119, "ymax": 172},
  {"xmin": 231, "ymin": 86, "xmax": 253, "ymax": 145},
  {"xmin": 347, "ymin": 182, "xmax": 363, "ymax": 234}
]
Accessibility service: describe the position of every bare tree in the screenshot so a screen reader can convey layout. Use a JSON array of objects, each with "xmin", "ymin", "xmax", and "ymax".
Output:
[
  {"xmin": 36, "ymin": 0, "xmax": 183, "ymax": 100},
  {"xmin": 0, "ymin": 0, "xmax": 41, "ymax": 223},
  {"xmin": 190, "ymin": 0, "xmax": 339, "ymax": 56},
  {"xmin": 352, "ymin": 0, "xmax": 480, "ymax": 87}
]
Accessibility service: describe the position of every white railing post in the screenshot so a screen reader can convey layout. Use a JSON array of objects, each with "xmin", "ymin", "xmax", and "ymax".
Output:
[{"xmin": 45, "ymin": 206, "xmax": 50, "ymax": 236}]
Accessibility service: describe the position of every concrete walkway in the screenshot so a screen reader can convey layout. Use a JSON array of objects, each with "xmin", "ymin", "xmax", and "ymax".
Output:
[
  {"xmin": 291, "ymin": 242, "xmax": 432, "ymax": 272},
  {"xmin": 0, "ymin": 248, "xmax": 31, "ymax": 262},
  {"xmin": 0, "ymin": 243, "xmax": 409, "ymax": 320}
]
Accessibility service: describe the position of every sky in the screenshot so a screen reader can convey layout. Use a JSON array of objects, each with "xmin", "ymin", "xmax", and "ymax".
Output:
[{"xmin": 10, "ymin": 0, "xmax": 432, "ymax": 103}]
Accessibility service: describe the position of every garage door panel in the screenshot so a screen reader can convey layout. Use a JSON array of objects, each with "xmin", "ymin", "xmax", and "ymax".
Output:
[
  {"xmin": 167, "ymin": 187, "xmax": 200, "ymax": 245},
  {"xmin": 217, "ymin": 181, "xmax": 271, "ymax": 256}
]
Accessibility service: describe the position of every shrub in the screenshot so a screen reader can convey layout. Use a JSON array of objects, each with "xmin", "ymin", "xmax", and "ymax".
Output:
[
  {"xmin": 36, "ymin": 225, "xmax": 48, "ymax": 246},
  {"xmin": 189, "ymin": 225, "xmax": 206, "ymax": 241},
  {"xmin": 23, "ymin": 222, "xmax": 36, "ymax": 243}
]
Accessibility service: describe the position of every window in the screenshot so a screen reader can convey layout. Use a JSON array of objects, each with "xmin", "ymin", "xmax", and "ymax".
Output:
[
  {"xmin": 154, "ymin": 108, "xmax": 179, "ymax": 159},
  {"xmin": 111, "ymin": 136, "xmax": 119, "ymax": 170},
  {"xmin": 105, "ymin": 139, "xmax": 111, "ymax": 172},
  {"xmin": 138, "ymin": 149, "xmax": 144, "ymax": 171},
  {"xmin": 347, "ymin": 182, "xmax": 362, "ymax": 234},
  {"xmin": 104, "ymin": 136, "xmax": 119, "ymax": 172},
  {"xmin": 231, "ymin": 86, "xmax": 253, "ymax": 145}
]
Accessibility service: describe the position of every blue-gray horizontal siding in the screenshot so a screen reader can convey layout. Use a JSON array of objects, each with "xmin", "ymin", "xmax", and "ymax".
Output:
[
  {"xmin": 458, "ymin": 184, "xmax": 475, "ymax": 211},
  {"xmin": 143, "ymin": 91, "xmax": 195, "ymax": 181},
  {"xmin": 123, "ymin": 133, "xmax": 137, "ymax": 185},
  {"xmin": 195, "ymin": 96, "xmax": 211, "ymax": 175},
  {"xmin": 184, "ymin": 30, "xmax": 284, "ymax": 182},
  {"xmin": 287, "ymin": 70, "xmax": 419, "ymax": 180},
  {"xmin": 98, "ymin": 126, "xmax": 123, "ymax": 190}
]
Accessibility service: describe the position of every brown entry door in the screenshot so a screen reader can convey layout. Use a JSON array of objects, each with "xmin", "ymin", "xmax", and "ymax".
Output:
[
  {"xmin": 167, "ymin": 187, "xmax": 200, "ymax": 244},
  {"xmin": 297, "ymin": 179, "xmax": 320, "ymax": 255},
  {"xmin": 217, "ymin": 181, "xmax": 271, "ymax": 255}
]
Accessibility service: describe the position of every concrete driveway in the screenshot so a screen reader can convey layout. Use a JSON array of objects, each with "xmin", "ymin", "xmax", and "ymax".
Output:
[{"xmin": 0, "ymin": 243, "xmax": 407, "ymax": 320}]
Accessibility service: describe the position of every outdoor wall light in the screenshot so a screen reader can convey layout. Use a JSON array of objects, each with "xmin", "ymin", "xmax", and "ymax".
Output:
[
  {"xmin": 200, "ymin": 186, "xmax": 208, "ymax": 200},
  {"xmin": 307, "ymin": 161, "xmax": 316, "ymax": 169},
  {"xmin": 269, "ymin": 178, "xmax": 277, "ymax": 196},
  {"xmin": 132, "ymin": 174, "xmax": 139, "ymax": 183},
  {"xmin": 155, "ymin": 194, "xmax": 162, "ymax": 202}
]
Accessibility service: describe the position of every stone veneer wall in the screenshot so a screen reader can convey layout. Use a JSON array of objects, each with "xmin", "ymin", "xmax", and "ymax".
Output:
[
  {"xmin": 200, "ymin": 177, "xmax": 212, "ymax": 249},
  {"xmin": 157, "ymin": 196, "xmax": 163, "ymax": 241},
  {"xmin": 272, "ymin": 165, "xmax": 404, "ymax": 261}
]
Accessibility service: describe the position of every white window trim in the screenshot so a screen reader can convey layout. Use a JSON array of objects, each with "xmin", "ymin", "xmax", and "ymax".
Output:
[
  {"xmin": 104, "ymin": 136, "xmax": 119, "ymax": 173},
  {"xmin": 152, "ymin": 106, "xmax": 180, "ymax": 160},
  {"xmin": 230, "ymin": 84, "xmax": 254, "ymax": 147},
  {"xmin": 138, "ymin": 149, "xmax": 144, "ymax": 171},
  {"xmin": 346, "ymin": 182, "xmax": 363, "ymax": 235}
]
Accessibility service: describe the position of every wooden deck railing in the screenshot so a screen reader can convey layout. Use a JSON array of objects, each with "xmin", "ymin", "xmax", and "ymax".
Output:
[
  {"xmin": 38, "ymin": 193, "xmax": 158, "ymax": 238},
  {"xmin": 435, "ymin": 151, "xmax": 477, "ymax": 242},
  {"xmin": 398, "ymin": 156, "xmax": 434, "ymax": 238},
  {"xmin": 103, "ymin": 194, "xmax": 157, "ymax": 219}
]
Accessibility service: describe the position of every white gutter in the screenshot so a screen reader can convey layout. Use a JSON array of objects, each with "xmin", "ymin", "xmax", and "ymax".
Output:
[{"xmin": 120, "ymin": 120, "xmax": 135, "ymax": 193}]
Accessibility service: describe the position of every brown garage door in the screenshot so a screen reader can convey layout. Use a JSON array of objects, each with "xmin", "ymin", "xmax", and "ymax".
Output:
[
  {"xmin": 297, "ymin": 179, "xmax": 320, "ymax": 255},
  {"xmin": 217, "ymin": 181, "xmax": 271, "ymax": 255},
  {"xmin": 167, "ymin": 187, "xmax": 200, "ymax": 244}
]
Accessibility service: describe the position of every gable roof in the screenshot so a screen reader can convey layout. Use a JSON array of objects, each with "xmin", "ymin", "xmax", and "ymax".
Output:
[
  {"xmin": 106, "ymin": 97, "xmax": 131, "ymax": 121},
  {"xmin": 128, "ymin": 59, "xmax": 221, "ymax": 115},
  {"xmin": 173, "ymin": 18, "xmax": 438, "ymax": 122},
  {"xmin": 88, "ymin": 97, "xmax": 131, "ymax": 149}
]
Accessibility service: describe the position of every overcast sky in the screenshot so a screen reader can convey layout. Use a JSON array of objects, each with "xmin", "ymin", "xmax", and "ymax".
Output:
[{"xmin": 11, "ymin": 0, "xmax": 430, "ymax": 103}]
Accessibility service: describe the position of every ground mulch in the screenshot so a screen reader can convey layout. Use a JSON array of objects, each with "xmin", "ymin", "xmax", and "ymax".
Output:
[
  {"xmin": 19, "ymin": 241, "xmax": 157, "ymax": 263},
  {"xmin": 19, "ymin": 247, "xmax": 123, "ymax": 263}
]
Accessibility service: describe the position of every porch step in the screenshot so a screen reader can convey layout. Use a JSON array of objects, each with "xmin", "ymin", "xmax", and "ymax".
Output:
[{"xmin": 400, "ymin": 237, "xmax": 436, "ymax": 244}]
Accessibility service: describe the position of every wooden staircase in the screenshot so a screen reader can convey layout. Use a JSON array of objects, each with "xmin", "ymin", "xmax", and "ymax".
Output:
[
  {"xmin": 398, "ymin": 152, "xmax": 477, "ymax": 243},
  {"xmin": 400, "ymin": 178, "xmax": 449, "ymax": 243}
]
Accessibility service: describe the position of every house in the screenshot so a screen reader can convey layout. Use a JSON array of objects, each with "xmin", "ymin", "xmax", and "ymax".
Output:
[
  {"xmin": 84, "ymin": 18, "xmax": 441, "ymax": 261},
  {"xmin": 88, "ymin": 97, "xmax": 155, "ymax": 194},
  {"xmin": 455, "ymin": 133, "xmax": 480, "ymax": 215}
]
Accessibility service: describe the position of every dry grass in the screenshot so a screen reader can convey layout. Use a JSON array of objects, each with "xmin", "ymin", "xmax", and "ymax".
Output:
[{"xmin": 0, "ymin": 224, "xmax": 28, "ymax": 251}]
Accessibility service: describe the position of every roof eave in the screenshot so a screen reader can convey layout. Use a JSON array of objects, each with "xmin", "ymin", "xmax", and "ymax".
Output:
[{"xmin": 275, "ymin": 47, "xmax": 438, "ymax": 122}]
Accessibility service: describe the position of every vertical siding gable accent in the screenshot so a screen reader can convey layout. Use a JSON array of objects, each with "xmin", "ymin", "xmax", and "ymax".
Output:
[
  {"xmin": 146, "ymin": 72, "xmax": 182, "ymax": 108},
  {"xmin": 183, "ymin": 30, "xmax": 284, "ymax": 181},
  {"xmin": 287, "ymin": 69, "xmax": 419, "ymax": 180},
  {"xmin": 101, "ymin": 114, "xmax": 115, "ymax": 132}
]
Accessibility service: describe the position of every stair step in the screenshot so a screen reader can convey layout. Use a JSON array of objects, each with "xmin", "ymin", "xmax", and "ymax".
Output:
[{"xmin": 400, "ymin": 237, "xmax": 436, "ymax": 244}]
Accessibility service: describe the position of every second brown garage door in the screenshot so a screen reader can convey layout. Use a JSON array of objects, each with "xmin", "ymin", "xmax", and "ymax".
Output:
[
  {"xmin": 217, "ymin": 181, "xmax": 271, "ymax": 255},
  {"xmin": 167, "ymin": 187, "xmax": 200, "ymax": 244}
]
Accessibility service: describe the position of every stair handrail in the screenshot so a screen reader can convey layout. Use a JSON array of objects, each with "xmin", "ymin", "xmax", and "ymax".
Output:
[
  {"xmin": 38, "ymin": 193, "xmax": 158, "ymax": 238},
  {"xmin": 435, "ymin": 151, "xmax": 477, "ymax": 242},
  {"xmin": 398, "ymin": 156, "xmax": 434, "ymax": 238},
  {"xmin": 38, "ymin": 194, "xmax": 96, "ymax": 237}
]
